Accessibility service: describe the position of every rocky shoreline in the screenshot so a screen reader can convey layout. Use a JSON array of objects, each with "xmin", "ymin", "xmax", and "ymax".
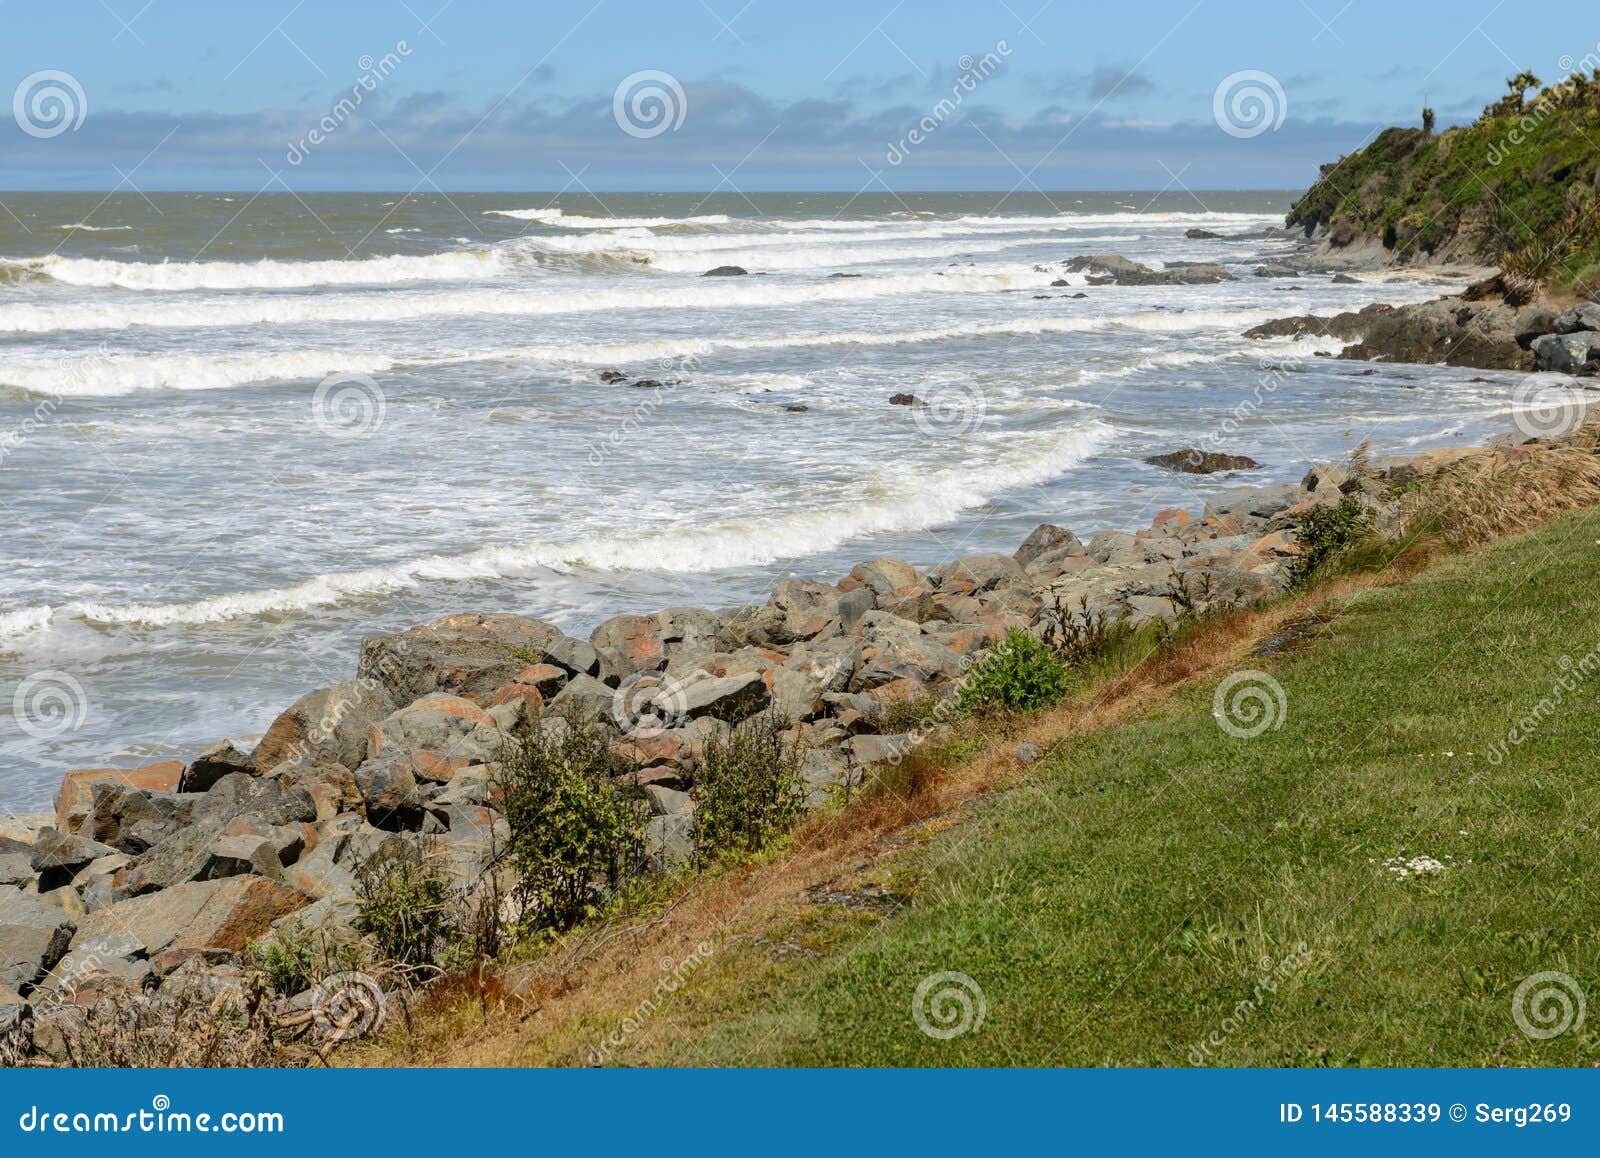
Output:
[
  {"xmin": 0, "ymin": 396, "xmax": 1533, "ymax": 1065},
  {"xmin": 4, "ymin": 228, "xmax": 1591, "ymax": 1062}
]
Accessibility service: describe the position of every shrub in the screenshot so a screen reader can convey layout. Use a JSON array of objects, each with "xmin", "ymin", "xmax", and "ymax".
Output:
[
  {"xmin": 354, "ymin": 846, "xmax": 458, "ymax": 967},
  {"xmin": 957, "ymin": 627, "xmax": 1072, "ymax": 714},
  {"xmin": 497, "ymin": 714, "xmax": 645, "ymax": 932},
  {"xmin": 1289, "ymin": 495, "xmax": 1377, "ymax": 586},
  {"xmin": 1041, "ymin": 594, "xmax": 1137, "ymax": 669},
  {"xmin": 247, "ymin": 920, "xmax": 317, "ymax": 996},
  {"xmin": 692, "ymin": 712, "xmax": 808, "ymax": 861}
]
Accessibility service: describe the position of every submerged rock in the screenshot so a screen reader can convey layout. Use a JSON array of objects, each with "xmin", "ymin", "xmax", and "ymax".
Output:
[{"xmin": 1145, "ymin": 448, "xmax": 1262, "ymax": 474}]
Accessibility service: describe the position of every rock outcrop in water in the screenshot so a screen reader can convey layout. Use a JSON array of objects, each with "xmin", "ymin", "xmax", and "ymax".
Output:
[{"xmin": 1064, "ymin": 254, "xmax": 1234, "ymax": 286}]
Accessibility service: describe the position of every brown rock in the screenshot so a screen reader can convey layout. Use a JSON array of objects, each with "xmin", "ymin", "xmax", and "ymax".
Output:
[
  {"xmin": 55, "ymin": 762, "xmax": 182, "ymax": 836},
  {"xmin": 1144, "ymin": 448, "xmax": 1261, "ymax": 474}
]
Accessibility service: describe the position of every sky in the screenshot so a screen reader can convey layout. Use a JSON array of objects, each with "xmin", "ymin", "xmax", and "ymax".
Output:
[{"xmin": 1, "ymin": 0, "xmax": 1594, "ymax": 191}]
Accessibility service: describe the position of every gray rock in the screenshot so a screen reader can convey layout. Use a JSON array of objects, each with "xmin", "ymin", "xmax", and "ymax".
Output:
[
  {"xmin": 359, "ymin": 612, "xmax": 596, "ymax": 705},
  {"xmin": 929, "ymin": 553, "xmax": 1028, "ymax": 594},
  {"xmin": 678, "ymin": 671, "xmax": 772, "ymax": 723},
  {"xmin": 180, "ymin": 740, "xmax": 255, "ymax": 793},
  {"xmin": 0, "ymin": 984, "xmax": 31, "ymax": 1061},
  {"xmin": 1013, "ymin": 524, "xmax": 1082, "ymax": 567},
  {"xmin": 643, "ymin": 784, "xmax": 692, "ymax": 816},
  {"xmin": 1554, "ymin": 303, "xmax": 1600, "ymax": 334},
  {"xmin": 251, "ymin": 680, "xmax": 396, "ymax": 775},
  {"xmin": 842, "ymin": 557, "xmax": 919, "ymax": 601},
  {"xmin": 30, "ymin": 829, "xmax": 117, "ymax": 890},
  {"xmin": 1016, "ymin": 742, "xmax": 1040, "ymax": 764},
  {"xmin": 702, "ymin": 265, "xmax": 747, "ymax": 277},
  {"xmin": 0, "ymin": 891, "xmax": 76, "ymax": 991},
  {"xmin": 1532, "ymin": 331, "xmax": 1600, "ymax": 374},
  {"xmin": 192, "ymin": 773, "xmax": 317, "ymax": 828},
  {"xmin": 548, "ymin": 673, "xmax": 616, "ymax": 726},
  {"xmin": 1203, "ymin": 483, "xmax": 1304, "ymax": 523},
  {"xmin": 352, "ymin": 756, "xmax": 425, "ymax": 831},
  {"xmin": 368, "ymin": 693, "xmax": 505, "ymax": 766},
  {"xmin": 0, "ymin": 838, "xmax": 36, "ymax": 888},
  {"xmin": 644, "ymin": 812, "xmax": 694, "ymax": 870},
  {"xmin": 199, "ymin": 834, "xmax": 285, "ymax": 882}
]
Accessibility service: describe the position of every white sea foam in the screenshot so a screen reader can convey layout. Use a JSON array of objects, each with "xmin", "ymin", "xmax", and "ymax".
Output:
[
  {"xmin": 9, "ymin": 310, "xmax": 1290, "ymax": 396},
  {"xmin": 7, "ymin": 248, "xmax": 506, "ymax": 291},
  {"xmin": 49, "ymin": 222, "xmax": 134, "ymax": 232},
  {"xmin": 29, "ymin": 422, "xmax": 1113, "ymax": 631},
  {"xmin": 486, "ymin": 208, "xmax": 733, "ymax": 228},
  {"xmin": 0, "ymin": 267, "xmax": 1060, "ymax": 333}
]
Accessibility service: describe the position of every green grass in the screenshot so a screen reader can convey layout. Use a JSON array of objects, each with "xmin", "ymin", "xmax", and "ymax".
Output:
[{"xmin": 631, "ymin": 510, "xmax": 1600, "ymax": 1066}]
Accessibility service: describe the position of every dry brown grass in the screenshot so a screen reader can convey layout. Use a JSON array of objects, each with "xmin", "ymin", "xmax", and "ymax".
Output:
[{"xmin": 1398, "ymin": 444, "xmax": 1600, "ymax": 548}]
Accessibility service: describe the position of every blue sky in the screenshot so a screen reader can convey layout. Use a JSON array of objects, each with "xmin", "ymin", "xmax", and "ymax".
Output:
[{"xmin": 2, "ymin": 0, "xmax": 1592, "ymax": 190}]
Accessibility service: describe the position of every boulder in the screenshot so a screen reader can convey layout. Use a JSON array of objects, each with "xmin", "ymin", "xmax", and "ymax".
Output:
[
  {"xmin": 55, "ymin": 761, "xmax": 183, "ymax": 835},
  {"xmin": 643, "ymin": 813, "xmax": 693, "ymax": 870},
  {"xmin": 643, "ymin": 784, "xmax": 691, "ymax": 816},
  {"xmin": 1532, "ymin": 331, "xmax": 1600, "ymax": 375},
  {"xmin": 1254, "ymin": 264, "xmax": 1300, "ymax": 278},
  {"xmin": 82, "ymin": 782, "xmax": 192, "ymax": 854},
  {"xmin": 1185, "ymin": 228, "xmax": 1221, "ymax": 239},
  {"xmin": 888, "ymin": 392, "xmax": 920, "ymax": 406},
  {"xmin": 547, "ymin": 674, "xmax": 617, "ymax": 726},
  {"xmin": 358, "ymin": 612, "xmax": 598, "ymax": 706},
  {"xmin": 180, "ymin": 740, "xmax": 254, "ymax": 792},
  {"xmin": 352, "ymin": 756, "xmax": 426, "ymax": 831},
  {"xmin": 1553, "ymin": 303, "xmax": 1600, "ymax": 334},
  {"xmin": 60, "ymin": 877, "xmax": 306, "ymax": 978},
  {"xmin": 928, "ymin": 554, "xmax": 1027, "ymax": 595},
  {"xmin": 368, "ymin": 693, "xmax": 502, "ymax": 766},
  {"xmin": 0, "ymin": 838, "xmax": 32, "ymax": 888},
  {"xmin": 1064, "ymin": 254, "xmax": 1233, "ymax": 285},
  {"xmin": 1013, "ymin": 524, "xmax": 1082, "ymax": 567},
  {"xmin": 839, "ymin": 557, "xmax": 919, "ymax": 601},
  {"xmin": 1145, "ymin": 448, "xmax": 1261, "ymax": 474},
  {"xmin": 198, "ymin": 834, "xmax": 286, "ymax": 882},
  {"xmin": 677, "ymin": 671, "xmax": 772, "ymax": 723},
  {"xmin": 30, "ymin": 829, "xmax": 117, "ymax": 891},
  {"xmin": 590, "ymin": 607, "xmax": 724, "ymax": 684},
  {"xmin": 0, "ymin": 891, "xmax": 75, "ymax": 991},
  {"xmin": 251, "ymin": 680, "xmax": 396, "ymax": 775},
  {"xmin": 1202, "ymin": 484, "xmax": 1304, "ymax": 525},
  {"xmin": 191, "ymin": 773, "xmax": 317, "ymax": 828},
  {"xmin": 0, "ymin": 985, "xmax": 30, "ymax": 1060},
  {"xmin": 702, "ymin": 265, "xmax": 747, "ymax": 276}
]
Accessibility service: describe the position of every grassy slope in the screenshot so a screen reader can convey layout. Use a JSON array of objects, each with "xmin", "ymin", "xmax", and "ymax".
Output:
[
  {"xmin": 621, "ymin": 509, "xmax": 1600, "ymax": 1066},
  {"xmin": 1286, "ymin": 86, "xmax": 1600, "ymax": 288}
]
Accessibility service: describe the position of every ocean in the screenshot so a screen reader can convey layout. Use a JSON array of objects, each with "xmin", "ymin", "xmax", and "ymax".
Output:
[{"xmin": 0, "ymin": 190, "xmax": 1523, "ymax": 810}]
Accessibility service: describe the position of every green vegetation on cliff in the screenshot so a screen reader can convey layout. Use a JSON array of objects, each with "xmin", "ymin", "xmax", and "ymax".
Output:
[{"xmin": 1288, "ymin": 72, "xmax": 1600, "ymax": 290}]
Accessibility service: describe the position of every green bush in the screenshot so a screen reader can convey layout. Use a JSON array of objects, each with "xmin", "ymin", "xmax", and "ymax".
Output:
[
  {"xmin": 692, "ymin": 712, "xmax": 808, "ymax": 861},
  {"xmin": 353, "ymin": 847, "xmax": 458, "ymax": 967},
  {"xmin": 1289, "ymin": 495, "xmax": 1377, "ymax": 586},
  {"xmin": 1041, "ymin": 594, "xmax": 1137, "ymax": 670},
  {"xmin": 957, "ymin": 627, "xmax": 1073, "ymax": 714},
  {"xmin": 497, "ymin": 714, "xmax": 645, "ymax": 932},
  {"xmin": 246, "ymin": 920, "xmax": 317, "ymax": 996}
]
